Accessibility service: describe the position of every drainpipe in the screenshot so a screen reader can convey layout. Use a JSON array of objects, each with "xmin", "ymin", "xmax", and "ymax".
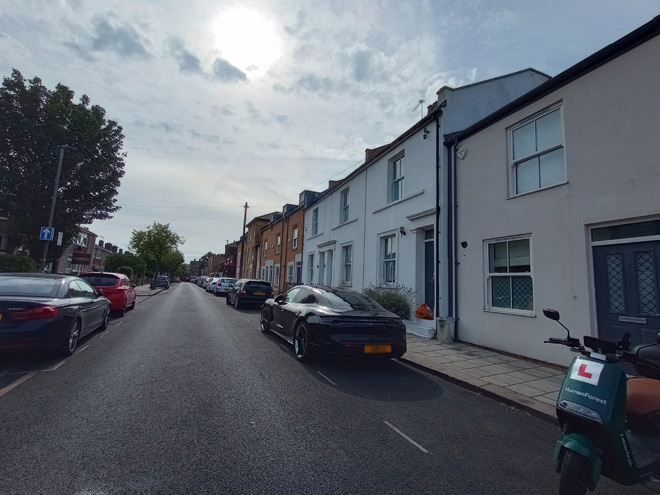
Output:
[
  {"xmin": 434, "ymin": 113, "xmax": 441, "ymax": 321},
  {"xmin": 446, "ymin": 140, "xmax": 459, "ymax": 341}
]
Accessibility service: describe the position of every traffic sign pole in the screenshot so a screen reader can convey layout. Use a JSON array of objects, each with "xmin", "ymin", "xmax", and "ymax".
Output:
[{"xmin": 41, "ymin": 145, "xmax": 68, "ymax": 271}]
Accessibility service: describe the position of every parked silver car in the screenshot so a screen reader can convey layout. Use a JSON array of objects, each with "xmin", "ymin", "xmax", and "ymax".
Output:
[{"xmin": 213, "ymin": 278, "xmax": 237, "ymax": 296}]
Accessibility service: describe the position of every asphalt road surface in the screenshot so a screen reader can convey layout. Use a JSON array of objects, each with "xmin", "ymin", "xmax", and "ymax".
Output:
[{"xmin": 0, "ymin": 283, "xmax": 651, "ymax": 494}]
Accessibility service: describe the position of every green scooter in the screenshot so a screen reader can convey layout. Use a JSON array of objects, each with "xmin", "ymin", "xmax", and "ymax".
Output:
[{"xmin": 544, "ymin": 308, "xmax": 660, "ymax": 494}]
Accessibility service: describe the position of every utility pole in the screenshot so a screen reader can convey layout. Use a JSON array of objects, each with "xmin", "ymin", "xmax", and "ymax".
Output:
[
  {"xmin": 239, "ymin": 202, "xmax": 248, "ymax": 278},
  {"xmin": 41, "ymin": 145, "xmax": 73, "ymax": 271}
]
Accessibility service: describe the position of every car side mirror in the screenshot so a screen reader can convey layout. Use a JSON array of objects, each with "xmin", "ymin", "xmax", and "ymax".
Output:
[
  {"xmin": 131, "ymin": 284, "xmax": 136, "ymax": 288},
  {"xmin": 275, "ymin": 295, "xmax": 284, "ymax": 303},
  {"xmin": 97, "ymin": 288, "xmax": 104, "ymax": 297}
]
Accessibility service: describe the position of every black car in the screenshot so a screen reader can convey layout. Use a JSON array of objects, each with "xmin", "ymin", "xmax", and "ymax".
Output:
[
  {"xmin": 226, "ymin": 279, "xmax": 274, "ymax": 309},
  {"xmin": 0, "ymin": 273, "xmax": 110, "ymax": 356},
  {"xmin": 260, "ymin": 285, "xmax": 407, "ymax": 362}
]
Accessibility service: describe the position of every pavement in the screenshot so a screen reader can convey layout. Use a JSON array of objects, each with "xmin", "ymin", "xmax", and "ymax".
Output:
[
  {"xmin": 400, "ymin": 334, "xmax": 565, "ymax": 424},
  {"xmin": 134, "ymin": 284, "xmax": 564, "ymax": 422}
]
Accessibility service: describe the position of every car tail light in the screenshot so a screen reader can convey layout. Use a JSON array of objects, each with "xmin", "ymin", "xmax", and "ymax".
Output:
[
  {"xmin": 269, "ymin": 292, "xmax": 274, "ymax": 298},
  {"xmin": 240, "ymin": 290, "xmax": 247, "ymax": 295},
  {"xmin": 12, "ymin": 306, "xmax": 59, "ymax": 320}
]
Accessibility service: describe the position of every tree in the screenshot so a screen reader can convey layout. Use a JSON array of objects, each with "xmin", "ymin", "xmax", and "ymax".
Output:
[
  {"xmin": 161, "ymin": 250, "xmax": 184, "ymax": 276},
  {"xmin": 0, "ymin": 69, "xmax": 126, "ymax": 267},
  {"xmin": 104, "ymin": 252, "xmax": 146, "ymax": 278},
  {"xmin": 129, "ymin": 222, "xmax": 184, "ymax": 275}
]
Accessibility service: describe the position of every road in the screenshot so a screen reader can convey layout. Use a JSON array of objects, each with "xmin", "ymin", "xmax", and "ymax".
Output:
[{"xmin": 0, "ymin": 283, "xmax": 649, "ymax": 494}]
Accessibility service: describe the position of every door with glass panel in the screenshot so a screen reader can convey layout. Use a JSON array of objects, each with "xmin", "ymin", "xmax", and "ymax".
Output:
[{"xmin": 593, "ymin": 241, "xmax": 660, "ymax": 346}]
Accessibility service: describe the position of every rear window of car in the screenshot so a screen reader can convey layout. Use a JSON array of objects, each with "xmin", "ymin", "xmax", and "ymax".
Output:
[
  {"xmin": 0, "ymin": 277, "xmax": 63, "ymax": 297},
  {"xmin": 245, "ymin": 281, "xmax": 272, "ymax": 291},
  {"xmin": 322, "ymin": 290, "xmax": 386, "ymax": 312},
  {"xmin": 78, "ymin": 274, "xmax": 120, "ymax": 286},
  {"xmin": 221, "ymin": 279, "xmax": 236, "ymax": 284}
]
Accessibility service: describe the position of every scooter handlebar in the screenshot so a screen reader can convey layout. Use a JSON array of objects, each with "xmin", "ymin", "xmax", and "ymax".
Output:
[{"xmin": 546, "ymin": 337, "xmax": 565, "ymax": 344}]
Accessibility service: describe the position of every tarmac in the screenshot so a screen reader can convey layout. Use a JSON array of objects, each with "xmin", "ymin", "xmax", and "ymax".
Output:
[{"xmin": 136, "ymin": 284, "xmax": 564, "ymax": 423}]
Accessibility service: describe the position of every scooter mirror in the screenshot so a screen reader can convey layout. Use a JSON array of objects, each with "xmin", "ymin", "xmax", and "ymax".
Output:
[
  {"xmin": 656, "ymin": 332, "xmax": 660, "ymax": 343},
  {"xmin": 543, "ymin": 308, "xmax": 560, "ymax": 321}
]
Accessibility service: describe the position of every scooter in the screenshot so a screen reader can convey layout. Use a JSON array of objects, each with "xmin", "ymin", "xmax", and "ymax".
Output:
[{"xmin": 544, "ymin": 308, "xmax": 660, "ymax": 494}]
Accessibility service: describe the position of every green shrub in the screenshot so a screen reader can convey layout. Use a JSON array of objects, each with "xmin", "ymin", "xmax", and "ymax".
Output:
[
  {"xmin": 116, "ymin": 265, "xmax": 134, "ymax": 277},
  {"xmin": 362, "ymin": 283, "xmax": 416, "ymax": 320},
  {"xmin": 0, "ymin": 255, "xmax": 39, "ymax": 273}
]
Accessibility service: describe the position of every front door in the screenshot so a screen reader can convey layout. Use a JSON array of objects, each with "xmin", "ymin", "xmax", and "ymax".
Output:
[
  {"xmin": 593, "ymin": 241, "xmax": 660, "ymax": 346},
  {"xmin": 424, "ymin": 230, "xmax": 434, "ymax": 310}
]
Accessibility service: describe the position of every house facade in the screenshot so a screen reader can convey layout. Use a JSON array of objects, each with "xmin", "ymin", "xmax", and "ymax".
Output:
[
  {"xmin": 239, "ymin": 213, "xmax": 279, "ymax": 279},
  {"xmin": 302, "ymin": 70, "xmax": 549, "ymax": 335},
  {"xmin": 449, "ymin": 17, "xmax": 660, "ymax": 365}
]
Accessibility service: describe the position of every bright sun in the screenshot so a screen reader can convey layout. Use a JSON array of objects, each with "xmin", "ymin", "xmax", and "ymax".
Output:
[{"xmin": 211, "ymin": 7, "xmax": 282, "ymax": 79}]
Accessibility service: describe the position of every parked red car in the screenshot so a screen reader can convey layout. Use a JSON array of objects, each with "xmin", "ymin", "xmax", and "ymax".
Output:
[{"xmin": 78, "ymin": 272, "xmax": 137, "ymax": 316}]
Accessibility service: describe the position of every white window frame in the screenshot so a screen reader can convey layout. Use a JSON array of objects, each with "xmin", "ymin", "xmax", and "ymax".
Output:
[
  {"xmin": 276, "ymin": 235, "xmax": 281, "ymax": 254},
  {"xmin": 287, "ymin": 262, "xmax": 295, "ymax": 283},
  {"xmin": 292, "ymin": 228, "xmax": 299, "ymax": 249},
  {"xmin": 388, "ymin": 152, "xmax": 404, "ymax": 203},
  {"xmin": 341, "ymin": 243, "xmax": 352, "ymax": 285},
  {"xmin": 340, "ymin": 188, "xmax": 349, "ymax": 223},
  {"xmin": 274, "ymin": 264, "xmax": 280, "ymax": 287},
  {"xmin": 264, "ymin": 240, "xmax": 268, "ymax": 257},
  {"xmin": 485, "ymin": 235, "xmax": 534, "ymax": 315},
  {"xmin": 312, "ymin": 208, "xmax": 319, "ymax": 236},
  {"xmin": 509, "ymin": 105, "xmax": 566, "ymax": 197},
  {"xmin": 380, "ymin": 235, "xmax": 397, "ymax": 284},
  {"xmin": 308, "ymin": 253, "xmax": 315, "ymax": 283}
]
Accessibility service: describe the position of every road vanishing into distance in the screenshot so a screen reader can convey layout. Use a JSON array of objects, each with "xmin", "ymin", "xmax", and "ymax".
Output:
[{"xmin": 0, "ymin": 283, "xmax": 649, "ymax": 495}]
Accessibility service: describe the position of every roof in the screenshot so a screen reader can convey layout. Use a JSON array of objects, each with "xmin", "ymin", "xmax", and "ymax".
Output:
[{"xmin": 447, "ymin": 15, "xmax": 660, "ymax": 145}]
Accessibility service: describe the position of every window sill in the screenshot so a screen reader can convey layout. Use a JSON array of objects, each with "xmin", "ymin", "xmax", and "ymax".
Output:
[
  {"xmin": 373, "ymin": 189, "xmax": 424, "ymax": 214},
  {"xmin": 508, "ymin": 181, "xmax": 567, "ymax": 199},
  {"xmin": 332, "ymin": 218, "xmax": 358, "ymax": 230},
  {"xmin": 484, "ymin": 308, "xmax": 536, "ymax": 317}
]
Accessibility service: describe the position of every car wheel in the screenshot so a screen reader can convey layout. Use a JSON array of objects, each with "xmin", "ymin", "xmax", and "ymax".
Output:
[
  {"xmin": 234, "ymin": 296, "xmax": 241, "ymax": 309},
  {"xmin": 117, "ymin": 302, "xmax": 127, "ymax": 317},
  {"xmin": 226, "ymin": 295, "xmax": 231, "ymax": 305},
  {"xmin": 294, "ymin": 322, "xmax": 316, "ymax": 362},
  {"xmin": 60, "ymin": 319, "xmax": 81, "ymax": 357},
  {"xmin": 260, "ymin": 307, "xmax": 271, "ymax": 333},
  {"xmin": 99, "ymin": 310, "xmax": 109, "ymax": 332},
  {"xmin": 130, "ymin": 297, "xmax": 136, "ymax": 310}
]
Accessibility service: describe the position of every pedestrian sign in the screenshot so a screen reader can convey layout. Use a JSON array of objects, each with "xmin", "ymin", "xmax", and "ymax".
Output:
[{"xmin": 40, "ymin": 227, "xmax": 54, "ymax": 241}]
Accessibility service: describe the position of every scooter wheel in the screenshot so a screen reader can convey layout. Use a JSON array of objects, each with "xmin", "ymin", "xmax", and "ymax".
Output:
[{"xmin": 559, "ymin": 450, "xmax": 589, "ymax": 495}]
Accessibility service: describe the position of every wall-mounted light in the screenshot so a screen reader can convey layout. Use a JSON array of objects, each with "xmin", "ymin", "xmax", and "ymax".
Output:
[
  {"xmin": 422, "ymin": 127, "xmax": 430, "ymax": 140},
  {"xmin": 456, "ymin": 148, "xmax": 467, "ymax": 159},
  {"xmin": 400, "ymin": 226, "xmax": 406, "ymax": 236},
  {"xmin": 461, "ymin": 241, "xmax": 468, "ymax": 248}
]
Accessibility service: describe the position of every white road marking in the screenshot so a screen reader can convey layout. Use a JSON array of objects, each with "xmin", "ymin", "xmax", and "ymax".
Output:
[
  {"xmin": 111, "ymin": 321, "xmax": 124, "ymax": 327},
  {"xmin": 77, "ymin": 344, "xmax": 90, "ymax": 354},
  {"xmin": 384, "ymin": 421, "xmax": 430, "ymax": 454},
  {"xmin": 43, "ymin": 360, "xmax": 66, "ymax": 372},
  {"xmin": 0, "ymin": 372, "xmax": 37, "ymax": 398},
  {"xmin": 280, "ymin": 344, "xmax": 289, "ymax": 351},
  {"xmin": 316, "ymin": 371, "xmax": 337, "ymax": 386}
]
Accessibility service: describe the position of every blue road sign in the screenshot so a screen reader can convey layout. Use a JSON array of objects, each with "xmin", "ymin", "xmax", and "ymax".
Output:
[{"xmin": 40, "ymin": 227, "xmax": 54, "ymax": 241}]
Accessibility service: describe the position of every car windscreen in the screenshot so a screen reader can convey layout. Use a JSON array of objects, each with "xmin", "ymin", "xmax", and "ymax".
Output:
[
  {"xmin": 244, "ymin": 282, "xmax": 271, "ymax": 291},
  {"xmin": 321, "ymin": 290, "xmax": 386, "ymax": 312},
  {"xmin": 221, "ymin": 279, "xmax": 236, "ymax": 284},
  {"xmin": 0, "ymin": 277, "xmax": 63, "ymax": 297},
  {"xmin": 78, "ymin": 274, "xmax": 119, "ymax": 286}
]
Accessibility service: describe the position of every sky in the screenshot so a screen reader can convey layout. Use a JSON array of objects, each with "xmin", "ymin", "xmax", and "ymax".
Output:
[{"xmin": 1, "ymin": 0, "xmax": 658, "ymax": 262}]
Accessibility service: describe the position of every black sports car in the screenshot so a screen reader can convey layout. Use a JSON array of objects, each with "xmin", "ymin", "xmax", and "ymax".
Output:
[
  {"xmin": 260, "ymin": 285, "xmax": 407, "ymax": 362},
  {"xmin": 0, "ymin": 273, "xmax": 110, "ymax": 356}
]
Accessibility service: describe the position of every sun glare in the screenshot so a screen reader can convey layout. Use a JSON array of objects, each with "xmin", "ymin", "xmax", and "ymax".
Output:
[{"xmin": 211, "ymin": 7, "xmax": 282, "ymax": 79}]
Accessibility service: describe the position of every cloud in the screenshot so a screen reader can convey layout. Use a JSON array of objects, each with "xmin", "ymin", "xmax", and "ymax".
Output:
[
  {"xmin": 168, "ymin": 38, "xmax": 202, "ymax": 74},
  {"xmin": 272, "ymin": 113, "xmax": 293, "ymax": 128},
  {"xmin": 352, "ymin": 50, "xmax": 372, "ymax": 82},
  {"xmin": 65, "ymin": 16, "xmax": 151, "ymax": 60},
  {"xmin": 211, "ymin": 104, "xmax": 235, "ymax": 117},
  {"xmin": 244, "ymin": 101, "xmax": 266, "ymax": 124},
  {"xmin": 212, "ymin": 58, "xmax": 247, "ymax": 83}
]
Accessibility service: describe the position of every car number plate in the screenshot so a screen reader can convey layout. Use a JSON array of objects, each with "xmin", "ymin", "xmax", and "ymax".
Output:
[
  {"xmin": 364, "ymin": 344, "xmax": 391, "ymax": 354},
  {"xmin": 0, "ymin": 314, "xmax": 2, "ymax": 323},
  {"xmin": 254, "ymin": 292, "xmax": 265, "ymax": 296}
]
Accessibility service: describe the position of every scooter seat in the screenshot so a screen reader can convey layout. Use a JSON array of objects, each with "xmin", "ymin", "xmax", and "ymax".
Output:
[{"xmin": 627, "ymin": 377, "xmax": 660, "ymax": 417}]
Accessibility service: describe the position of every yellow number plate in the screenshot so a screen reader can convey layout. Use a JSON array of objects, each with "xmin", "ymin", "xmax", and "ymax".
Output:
[
  {"xmin": 364, "ymin": 344, "xmax": 391, "ymax": 354},
  {"xmin": 0, "ymin": 313, "xmax": 2, "ymax": 323},
  {"xmin": 254, "ymin": 292, "xmax": 265, "ymax": 296}
]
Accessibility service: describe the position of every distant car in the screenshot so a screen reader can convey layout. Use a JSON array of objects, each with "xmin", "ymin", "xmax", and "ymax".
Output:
[
  {"xmin": 151, "ymin": 276, "xmax": 170, "ymax": 289},
  {"xmin": 226, "ymin": 279, "xmax": 274, "ymax": 309},
  {"xmin": 213, "ymin": 278, "xmax": 236, "ymax": 296},
  {"xmin": 78, "ymin": 272, "xmax": 136, "ymax": 316},
  {"xmin": 0, "ymin": 273, "xmax": 110, "ymax": 356},
  {"xmin": 260, "ymin": 285, "xmax": 407, "ymax": 362},
  {"xmin": 206, "ymin": 277, "xmax": 221, "ymax": 293}
]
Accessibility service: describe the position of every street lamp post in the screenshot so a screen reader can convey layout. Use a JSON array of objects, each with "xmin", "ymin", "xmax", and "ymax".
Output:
[{"xmin": 41, "ymin": 145, "xmax": 74, "ymax": 271}]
